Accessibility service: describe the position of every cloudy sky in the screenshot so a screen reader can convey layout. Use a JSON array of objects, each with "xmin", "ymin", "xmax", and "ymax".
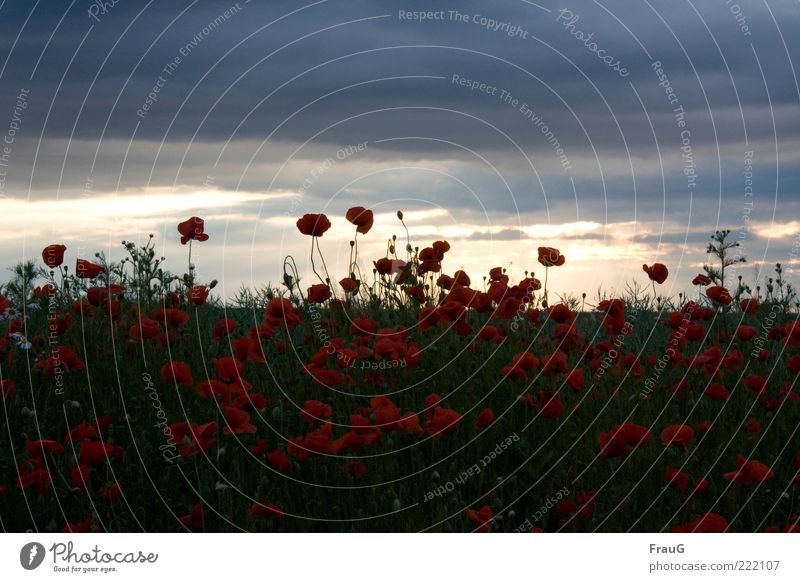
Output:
[{"xmin": 1, "ymin": 0, "xmax": 798, "ymax": 301}]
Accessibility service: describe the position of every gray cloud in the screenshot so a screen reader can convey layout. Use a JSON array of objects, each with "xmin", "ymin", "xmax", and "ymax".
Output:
[{"xmin": 0, "ymin": 0, "xmax": 798, "ymax": 292}]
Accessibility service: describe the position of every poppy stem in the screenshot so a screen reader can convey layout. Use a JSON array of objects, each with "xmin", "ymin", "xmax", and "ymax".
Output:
[
  {"xmin": 543, "ymin": 267, "xmax": 549, "ymax": 307},
  {"xmin": 309, "ymin": 239, "xmax": 324, "ymax": 286},
  {"xmin": 188, "ymin": 240, "xmax": 194, "ymax": 287},
  {"xmin": 58, "ymin": 266, "xmax": 66, "ymax": 298},
  {"xmin": 313, "ymin": 237, "xmax": 336, "ymax": 299},
  {"xmin": 348, "ymin": 233, "xmax": 355, "ymax": 277}
]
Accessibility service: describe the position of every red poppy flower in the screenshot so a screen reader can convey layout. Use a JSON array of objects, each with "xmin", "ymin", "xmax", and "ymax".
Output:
[
  {"xmin": 195, "ymin": 381, "xmax": 236, "ymax": 404},
  {"xmin": 660, "ymin": 424, "xmax": 694, "ymax": 452},
  {"xmin": 691, "ymin": 274, "xmax": 711, "ymax": 285},
  {"xmin": 556, "ymin": 499, "xmax": 578, "ymax": 517},
  {"xmin": 311, "ymin": 367, "xmax": 343, "ymax": 388},
  {"xmin": 474, "ymin": 408, "xmax": 495, "ymax": 429},
  {"xmin": 179, "ymin": 503, "xmax": 205, "ymax": 529},
  {"xmin": 723, "ymin": 454, "xmax": 774, "ymax": 484},
  {"xmin": 704, "ymin": 382, "xmax": 730, "ymax": 401},
  {"xmin": 706, "ymin": 286, "xmax": 732, "ymax": 305},
  {"xmin": 160, "ymin": 360, "xmax": 193, "ymax": 387},
  {"xmin": 533, "ymin": 392, "xmax": 565, "ymax": 419},
  {"xmin": 211, "ymin": 318, "xmax": 238, "ymax": 340},
  {"xmin": 0, "ymin": 294, "xmax": 11, "ymax": 316},
  {"xmin": 249, "ymin": 502, "xmax": 284, "ymax": 520},
  {"xmin": 75, "ymin": 259, "xmax": 105, "ymax": 279},
  {"xmin": 538, "ymin": 247, "xmax": 565, "ymax": 267},
  {"xmin": 351, "ymin": 317, "xmax": 376, "ymax": 336},
  {"xmin": 597, "ymin": 298, "xmax": 626, "ymax": 334},
  {"xmin": 548, "ymin": 304, "xmax": 575, "ymax": 323},
  {"xmin": 189, "ymin": 285, "xmax": 209, "ymax": 305},
  {"xmin": 26, "ymin": 439, "xmax": 65, "ymax": 458},
  {"xmin": 65, "ymin": 421, "xmax": 97, "ymax": 443},
  {"xmin": 452, "ymin": 270, "xmax": 471, "ymax": 287},
  {"xmin": 425, "ymin": 407, "xmax": 462, "ymax": 437},
  {"xmin": 168, "ymin": 421, "xmax": 218, "ymax": 457},
  {"xmin": 665, "ymin": 467, "xmax": 690, "ymax": 491},
  {"xmin": 465, "ymin": 506, "xmax": 494, "ymax": 533},
  {"xmin": 156, "ymin": 307, "xmax": 189, "ymax": 327},
  {"xmin": 404, "ymin": 286, "xmax": 426, "ymax": 303},
  {"xmin": 70, "ymin": 464, "xmax": 90, "ymax": 489},
  {"xmin": 339, "ymin": 277, "xmax": 359, "ymax": 294},
  {"xmin": 691, "ymin": 477, "xmax": 709, "ymax": 496},
  {"xmin": 42, "ymin": 244, "xmax": 67, "ymax": 268},
  {"xmin": 598, "ymin": 423, "xmax": 651, "ymax": 457},
  {"xmin": 671, "ymin": 513, "xmax": 728, "ymax": 533},
  {"xmin": 177, "ymin": 216, "xmax": 209, "ymax": 244},
  {"xmin": 32, "ymin": 284, "xmax": 56, "ymax": 299},
  {"xmin": 222, "ymin": 407, "xmax": 257, "ymax": 435},
  {"xmin": 264, "ymin": 297, "xmax": 301, "ymax": 329},
  {"xmin": 736, "ymin": 325, "xmax": 757, "ymax": 341},
  {"xmin": 643, "ymin": 263, "xmax": 669, "ymax": 284},
  {"xmin": 561, "ymin": 368, "xmax": 584, "ymax": 391},
  {"xmin": 296, "ymin": 213, "xmax": 331, "ymax": 237},
  {"xmin": 16, "ymin": 461, "xmax": 52, "ymax": 495},
  {"xmin": 267, "ymin": 449, "xmax": 291, "ymax": 472},
  {"xmin": 740, "ymin": 298, "xmax": 758, "ymax": 315},
  {"xmin": 34, "ymin": 346, "xmax": 85, "ymax": 378},
  {"xmin": 373, "ymin": 258, "xmax": 406, "ymax": 283},
  {"xmin": 79, "ymin": 439, "xmax": 117, "ymax": 465},
  {"xmin": 307, "ymin": 283, "xmax": 331, "ymax": 303},
  {"xmin": 129, "ymin": 317, "xmax": 161, "ymax": 341},
  {"xmin": 301, "ymin": 400, "xmax": 333, "ymax": 424},
  {"xmin": 0, "ymin": 379, "xmax": 15, "ymax": 401},
  {"xmin": 212, "ymin": 356, "xmax": 244, "ymax": 384},
  {"xmin": 345, "ymin": 206, "xmax": 374, "ymax": 234},
  {"xmin": 744, "ymin": 375, "xmax": 766, "ymax": 394}
]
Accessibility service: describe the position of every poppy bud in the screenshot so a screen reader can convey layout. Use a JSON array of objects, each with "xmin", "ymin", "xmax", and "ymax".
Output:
[{"xmin": 397, "ymin": 210, "xmax": 404, "ymax": 220}]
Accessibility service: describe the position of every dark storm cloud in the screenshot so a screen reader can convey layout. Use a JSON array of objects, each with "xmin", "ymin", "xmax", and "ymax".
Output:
[
  {"xmin": 0, "ymin": 0, "xmax": 797, "ymax": 228},
  {"xmin": 1, "ymin": 0, "xmax": 797, "ymax": 144}
]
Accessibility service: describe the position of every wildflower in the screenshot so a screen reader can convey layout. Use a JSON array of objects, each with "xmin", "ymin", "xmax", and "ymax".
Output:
[
  {"xmin": 643, "ymin": 263, "xmax": 669, "ymax": 284},
  {"xmin": 723, "ymin": 455, "xmax": 774, "ymax": 484},
  {"xmin": 296, "ymin": 213, "xmax": 331, "ymax": 237},
  {"xmin": 345, "ymin": 206, "xmax": 374, "ymax": 234},
  {"xmin": 42, "ymin": 244, "xmax": 67, "ymax": 268},
  {"xmin": 707, "ymin": 286, "xmax": 732, "ymax": 305},
  {"xmin": 660, "ymin": 424, "xmax": 694, "ymax": 452},
  {"xmin": 538, "ymin": 247, "xmax": 565, "ymax": 267},
  {"xmin": 177, "ymin": 216, "xmax": 210, "ymax": 244},
  {"xmin": 75, "ymin": 259, "xmax": 105, "ymax": 279}
]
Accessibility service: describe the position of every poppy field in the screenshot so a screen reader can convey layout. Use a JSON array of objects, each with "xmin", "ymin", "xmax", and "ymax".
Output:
[{"xmin": 1, "ymin": 211, "xmax": 799, "ymax": 533}]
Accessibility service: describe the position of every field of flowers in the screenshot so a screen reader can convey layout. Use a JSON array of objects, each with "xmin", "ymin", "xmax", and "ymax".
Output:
[{"xmin": 1, "ymin": 211, "xmax": 799, "ymax": 533}]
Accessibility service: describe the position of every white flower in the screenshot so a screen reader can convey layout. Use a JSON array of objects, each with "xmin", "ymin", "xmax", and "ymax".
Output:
[{"xmin": 10, "ymin": 332, "xmax": 32, "ymax": 350}]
